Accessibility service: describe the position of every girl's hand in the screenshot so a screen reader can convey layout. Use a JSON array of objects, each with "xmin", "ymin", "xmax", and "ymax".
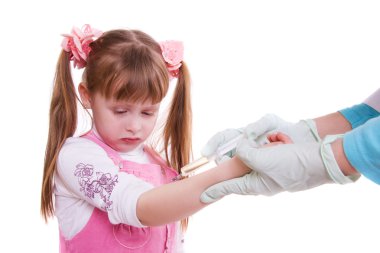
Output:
[{"xmin": 264, "ymin": 132, "xmax": 293, "ymax": 147}]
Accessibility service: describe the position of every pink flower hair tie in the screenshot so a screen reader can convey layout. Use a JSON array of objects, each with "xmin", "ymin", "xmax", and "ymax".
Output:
[
  {"xmin": 61, "ymin": 24, "xmax": 103, "ymax": 69},
  {"xmin": 160, "ymin": 40, "xmax": 184, "ymax": 79}
]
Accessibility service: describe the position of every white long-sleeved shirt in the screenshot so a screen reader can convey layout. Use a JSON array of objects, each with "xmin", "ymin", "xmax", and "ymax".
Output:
[{"xmin": 55, "ymin": 136, "xmax": 154, "ymax": 239}]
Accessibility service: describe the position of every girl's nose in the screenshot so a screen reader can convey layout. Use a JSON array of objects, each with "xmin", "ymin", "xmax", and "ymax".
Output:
[{"xmin": 124, "ymin": 116, "xmax": 142, "ymax": 133}]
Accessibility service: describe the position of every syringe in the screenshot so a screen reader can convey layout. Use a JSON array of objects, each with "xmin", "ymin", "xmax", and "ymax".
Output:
[{"xmin": 173, "ymin": 134, "xmax": 243, "ymax": 181}]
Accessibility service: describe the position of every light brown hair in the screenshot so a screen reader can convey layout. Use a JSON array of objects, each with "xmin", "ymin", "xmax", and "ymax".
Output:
[{"xmin": 41, "ymin": 29, "xmax": 192, "ymax": 229}]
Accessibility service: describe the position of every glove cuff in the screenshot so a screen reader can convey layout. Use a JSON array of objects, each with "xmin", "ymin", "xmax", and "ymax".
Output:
[
  {"xmin": 320, "ymin": 135, "xmax": 360, "ymax": 184},
  {"xmin": 303, "ymin": 119, "xmax": 321, "ymax": 142}
]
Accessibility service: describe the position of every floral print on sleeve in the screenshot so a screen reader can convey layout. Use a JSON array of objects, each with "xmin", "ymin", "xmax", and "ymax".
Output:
[{"xmin": 74, "ymin": 163, "xmax": 118, "ymax": 211}]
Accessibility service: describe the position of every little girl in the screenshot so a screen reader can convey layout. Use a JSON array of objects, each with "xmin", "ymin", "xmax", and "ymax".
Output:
[{"xmin": 41, "ymin": 25, "xmax": 250, "ymax": 252}]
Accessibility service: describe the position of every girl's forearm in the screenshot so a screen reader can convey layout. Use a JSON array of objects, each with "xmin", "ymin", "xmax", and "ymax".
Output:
[{"xmin": 136, "ymin": 157, "xmax": 250, "ymax": 226}]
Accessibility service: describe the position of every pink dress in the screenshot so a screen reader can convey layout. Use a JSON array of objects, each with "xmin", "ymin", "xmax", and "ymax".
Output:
[{"xmin": 59, "ymin": 131, "xmax": 180, "ymax": 252}]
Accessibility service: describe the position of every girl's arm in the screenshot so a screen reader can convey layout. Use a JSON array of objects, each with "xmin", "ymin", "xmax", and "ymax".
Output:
[{"xmin": 136, "ymin": 157, "xmax": 250, "ymax": 226}]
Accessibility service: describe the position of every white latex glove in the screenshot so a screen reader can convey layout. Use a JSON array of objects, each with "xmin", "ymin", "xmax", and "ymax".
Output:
[
  {"xmin": 201, "ymin": 128, "xmax": 243, "ymax": 164},
  {"xmin": 201, "ymin": 114, "xmax": 319, "ymax": 164},
  {"xmin": 200, "ymin": 135, "xmax": 359, "ymax": 203},
  {"xmin": 244, "ymin": 114, "xmax": 321, "ymax": 143}
]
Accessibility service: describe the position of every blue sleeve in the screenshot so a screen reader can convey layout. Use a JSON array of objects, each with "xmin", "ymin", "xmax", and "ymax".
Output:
[
  {"xmin": 343, "ymin": 117, "xmax": 380, "ymax": 184},
  {"xmin": 339, "ymin": 103, "xmax": 380, "ymax": 129}
]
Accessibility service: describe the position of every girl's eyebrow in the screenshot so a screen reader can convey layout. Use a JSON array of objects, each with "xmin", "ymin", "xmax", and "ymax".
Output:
[
  {"xmin": 142, "ymin": 106, "xmax": 160, "ymax": 112},
  {"xmin": 112, "ymin": 102, "xmax": 160, "ymax": 110}
]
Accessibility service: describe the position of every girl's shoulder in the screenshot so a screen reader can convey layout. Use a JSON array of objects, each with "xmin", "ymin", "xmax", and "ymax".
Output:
[
  {"xmin": 58, "ymin": 136, "xmax": 114, "ymax": 173},
  {"xmin": 60, "ymin": 136, "xmax": 106, "ymax": 157}
]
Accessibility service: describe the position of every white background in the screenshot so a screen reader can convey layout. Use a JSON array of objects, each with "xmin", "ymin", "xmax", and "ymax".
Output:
[{"xmin": 1, "ymin": 0, "xmax": 380, "ymax": 252}]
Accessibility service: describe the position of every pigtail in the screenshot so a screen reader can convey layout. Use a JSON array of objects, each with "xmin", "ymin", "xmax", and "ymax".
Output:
[
  {"xmin": 163, "ymin": 63, "xmax": 192, "ymax": 231},
  {"xmin": 163, "ymin": 62, "xmax": 192, "ymax": 171},
  {"xmin": 41, "ymin": 51, "xmax": 79, "ymax": 221}
]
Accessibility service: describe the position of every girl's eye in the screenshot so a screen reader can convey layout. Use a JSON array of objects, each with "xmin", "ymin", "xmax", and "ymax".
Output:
[
  {"xmin": 114, "ymin": 109, "xmax": 127, "ymax": 114},
  {"xmin": 142, "ymin": 112, "xmax": 153, "ymax": 116}
]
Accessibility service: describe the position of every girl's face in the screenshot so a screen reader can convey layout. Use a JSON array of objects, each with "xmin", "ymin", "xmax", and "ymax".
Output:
[{"xmin": 89, "ymin": 92, "xmax": 160, "ymax": 153}]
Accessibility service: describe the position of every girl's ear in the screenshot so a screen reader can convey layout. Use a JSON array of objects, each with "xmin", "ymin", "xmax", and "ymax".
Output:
[{"xmin": 78, "ymin": 83, "xmax": 92, "ymax": 109}]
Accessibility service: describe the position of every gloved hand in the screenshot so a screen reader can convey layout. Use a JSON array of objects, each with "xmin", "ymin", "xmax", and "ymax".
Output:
[
  {"xmin": 244, "ymin": 114, "xmax": 321, "ymax": 143},
  {"xmin": 201, "ymin": 128, "xmax": 244, "ymax": 164},
  {"xmin": 200, "ymin": 135, "xmax": 359, "ymax": 203},
  {"xmin": 201, "ymin": 114, "xmax": 320, "ymax": 164}
]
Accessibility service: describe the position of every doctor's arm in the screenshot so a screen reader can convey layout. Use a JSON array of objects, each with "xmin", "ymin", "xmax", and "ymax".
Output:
[
  {"xmin": 330, "ymin": 136, "xmax": 357, "ymax": 176},
  {"xmin": 201, "ymin": 89, "xmax": 380, "ymax": 163},
  {"xmin": 200, "ymin": 117, "xmax": 380, "ymax": 203},
  {"xmin": 314, "ymin": 87, "xmax": 380, "ymax": 139}
]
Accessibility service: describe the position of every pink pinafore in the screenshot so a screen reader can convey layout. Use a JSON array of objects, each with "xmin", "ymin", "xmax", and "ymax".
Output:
[{"xmin": 59, "ymin": 131, "xmax": 180, "ymax": 253}]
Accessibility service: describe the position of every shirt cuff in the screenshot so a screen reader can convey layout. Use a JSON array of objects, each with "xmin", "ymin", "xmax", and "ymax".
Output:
[
  {"xmin": 108, "ymin": 173, "xmax": 154, "ymax": 228},
  {"xmin": 339, "ymin": 103, "xmax": 380, "ymax": 129}
]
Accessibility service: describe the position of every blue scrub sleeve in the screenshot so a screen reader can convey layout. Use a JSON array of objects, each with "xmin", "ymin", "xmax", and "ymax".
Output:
[
  {"xmin": 343, "ymin": 117, "xmax": 380, "ymax": 184},
  {"xmin": 339, "ymin": 103, "xmax": 380, "ymax": 129}
]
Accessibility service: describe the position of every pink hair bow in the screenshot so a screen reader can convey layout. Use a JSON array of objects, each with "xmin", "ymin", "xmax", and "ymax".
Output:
[
  {"xmin": 61, "ymin": 24, "xmax": 103, "ymax": 69},
  {"xmin": 160, "ymin": 40, "xmax": 184, "ymax": 79}
]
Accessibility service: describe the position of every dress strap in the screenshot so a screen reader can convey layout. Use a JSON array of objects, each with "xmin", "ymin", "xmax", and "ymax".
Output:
[
  {"xmin": 82, "ymin": 131, "xmax": 123, "ymax": 168},
  {"xmin": 144, "ymin": 146, "xmax": 179, "ymax": 176}
]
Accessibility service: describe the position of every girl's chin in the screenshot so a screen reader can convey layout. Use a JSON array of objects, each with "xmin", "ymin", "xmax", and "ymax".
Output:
[{"xmin": 114, "ymin": 143, "xmax": 141, "ymax": 153}]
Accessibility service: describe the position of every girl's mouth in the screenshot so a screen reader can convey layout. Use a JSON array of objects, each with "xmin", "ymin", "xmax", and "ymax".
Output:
[{"xmin": 121, "ymin": 138, "xmax": 140, "ymax": 144}]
